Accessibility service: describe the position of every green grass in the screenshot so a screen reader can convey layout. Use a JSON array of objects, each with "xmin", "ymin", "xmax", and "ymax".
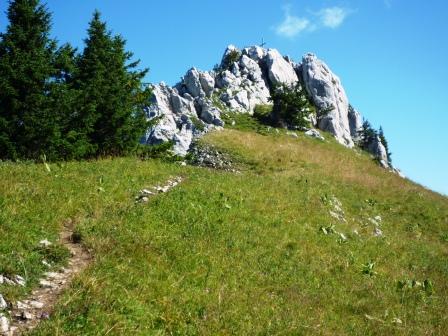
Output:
[{"xmin": 0, "ymin": 126, "xmax": 447, "ymax": 335}]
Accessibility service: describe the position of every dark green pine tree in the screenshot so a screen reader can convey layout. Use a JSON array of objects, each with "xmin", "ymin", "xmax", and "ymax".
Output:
[
  {"xmin": 269, "ymin": 82, "xmax": 315, "ymax": 129},
  {"xmin": 379, "ymin": 126, "xmax": 392, "ymax": 163},
  {"xmin": 0, "ymin": 0, "xmax": 60, "ymax": 160},
  {"xmin": 358, "ymin": 119, "xmax": 377, "ymax": 150},
  {"xmin": 75, "ymin": 11, "xmax": 151, "ymax": 157},
  {"xmin": 50, "ymin": 43, "xmax": 93, "ymax": 160}
]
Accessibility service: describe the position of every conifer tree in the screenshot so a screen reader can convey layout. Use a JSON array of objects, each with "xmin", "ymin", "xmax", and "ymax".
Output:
[
  {"xmin": 75, "ymin": 11, "xmax": 151, "ymax": 156},
  {"xmin": 50, "ymin": 43, "xmax": 92, "ymax": 159},
  {"xmin": 358, "ymin": 119, "xmax": 377, "ymax": 150},
  {"xmin": 0, "ymin": 0, "xmax": 59, "ymax": 159},
  {"xmin": 270, "ymin": 83, "xmax": 315, "ymax": 129}
]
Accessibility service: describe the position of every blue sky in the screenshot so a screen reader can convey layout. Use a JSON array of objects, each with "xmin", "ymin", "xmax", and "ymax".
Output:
[{"xmin": 1, "ymin": 0, "xmax": 447, "ymax": 195}]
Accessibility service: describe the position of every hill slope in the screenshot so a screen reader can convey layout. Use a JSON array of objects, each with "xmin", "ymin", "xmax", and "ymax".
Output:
[{"xmin": 0, "ymin": 126, "xmax": 447, "ymax": 335}]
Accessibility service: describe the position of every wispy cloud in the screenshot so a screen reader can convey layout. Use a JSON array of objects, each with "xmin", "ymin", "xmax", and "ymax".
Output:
[
  {"xmin": 318, "ymin": 7, "xmax": 350, "ymax": 29},
  {"xmin": 384, "ymin": 0, "xmax": 392, "ymax": 9},
  {"xmin": 275, "ymin": 5, "xmax": 352, "ymax": 38},
  {"xmin": 275, "ymin": 7, "xmax": 311, "ymax": 38}
]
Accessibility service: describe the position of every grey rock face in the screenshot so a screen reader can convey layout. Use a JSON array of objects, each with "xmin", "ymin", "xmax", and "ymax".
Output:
[
  {"xmin": 199, "ymin": 71, "xmax": 215, "ymax": 96},
  {"xmin": 142, "ymin": 83, "xmax": 196, "ymax": 156},
  {"xmin": 184, "ymin": 68, "xmax": 204, "ymax": 98},
  {"xmin": 142, "ymin": 44, "xmax": 392, "ymax": 168},
  {"xmin": 265, "ymin": 49, "xmax": 299, "ymax": 86},
  {"xmin": 348, "ymin": 105, "xmax": 363, "ymax": 141},
  {"xmin": 173, "ymin": 123, "xmax": 193, "ymax": 157},
  {"xmin": 198, "ymin": 98, "xmax": 224, "ymax": 126},
  {"xmin": 171, "ymin": 91, "xmax": 196, "ymax": 116},
  {"xmin": 243, "ymin": 46, "xmax": 267, "ymax": 62},
  {"xmin": 367, "ymin": 135, "xmax": 389, "ymax": 168},
  {"xmin": 301, "ymin": 53, "xmax": 353, "ymax": 147}
]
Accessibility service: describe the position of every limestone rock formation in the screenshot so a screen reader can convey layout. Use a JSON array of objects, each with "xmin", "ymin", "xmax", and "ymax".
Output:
[
  {"xmin": 265, "ymin": 49, "xmax": 298, "ymax": 86},
  {"xmin": 301, "ymin": 53, "xmax": 353, "ymax": 147},
  {"xmin": 348, "ymin": 105, "xmax": 363, "ymax": 141},
  {"xmin": 367, "ymin": 135, "xmax": 390, "ymax": 168},
  {"xmin": 142, "ymin": 44, "xmax": 392, "ymax": 168}
]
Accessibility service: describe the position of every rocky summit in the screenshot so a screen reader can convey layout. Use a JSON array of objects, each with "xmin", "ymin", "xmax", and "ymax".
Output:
[{"xmin": 141, "ymin": 45, "xmax": 390, "ymax": 167}]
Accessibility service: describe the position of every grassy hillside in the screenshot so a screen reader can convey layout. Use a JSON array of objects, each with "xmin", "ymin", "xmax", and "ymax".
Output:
[{"xmin": 1, "ymin": 127, "xmax": 447, "ymax": 335}]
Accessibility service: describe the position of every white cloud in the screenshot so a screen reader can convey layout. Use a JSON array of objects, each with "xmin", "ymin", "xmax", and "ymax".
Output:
[
  {"xmin": 274, "ymin": 5, "xmax": 352, "ymax": 38},
  {"xmin": 318, "ymin": 7, "xmax": 350, "ymax": 29},
  {"xmin": 275, "ymin": 7, "xmax": 311, "ymax": 38}
]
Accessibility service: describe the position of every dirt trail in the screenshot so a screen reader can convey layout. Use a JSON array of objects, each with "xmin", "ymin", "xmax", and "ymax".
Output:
[
  {"xmin": 2, "ymin": 176, "xmax": 184, "ymax": 335},
  {"xmin": 6, "ymin": 227, "xmax": 91, "ymax": 336}
]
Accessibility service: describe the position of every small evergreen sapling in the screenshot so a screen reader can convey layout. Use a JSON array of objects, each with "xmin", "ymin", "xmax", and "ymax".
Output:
[{"xmin": 269, "ymin": 83, "xmax": 315, "ymax": 129}]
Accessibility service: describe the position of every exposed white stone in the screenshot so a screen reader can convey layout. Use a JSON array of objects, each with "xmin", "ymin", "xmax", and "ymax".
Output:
[
  {"xmin": 348, "ymin": 105, "xmax": 363, "ymax": 141},
  {"xmin": 374, "ymin": 227, "xmax": 383, "ymax": 237},
  {"xmin": 234, "ymin": 90, "xmax": 250, "ymax": 110},
  {"xmin": 142, "ymin": 44, "xmax": 394, "ymax": 166},
  {"xmin": 173, "ymin": 123, "xmax": 193, "ymax": 156},
  {"xmin": 142, "ymin": 83, "xmax": 195, "ymax": 157},
  {"xmin": 170, "ymin": 91, "xmax": 196, "ymax": 116},
  {"xmin": 243, "ymin": 45, "xmax": 267, "ymax": 62},
  {"xmin": 367, "ymin": 136, "xmax": 389, "ymax": 167},
  {"xmin": 301, "ymin": 53, "xmax": 354, "ymax": 147},
  {"xmin": 0, "ymin": 295, "xmax": 7, "ymax": 310},
  {"xmin": 198, "ymin": 99, "xmax": 224, "ymax": 127},
  {"xmin": 305, "ymin": 129, "xmax": 325, "ymax": 141},
  {"xmin": 21, "ymin": 311, "xmax": 34, "ymax": 320},
  {"xmin": 216, "ymin": 70, "xmax": 240, "ymax": 88},
  {"xmin": 183, "ymin": 68, "xmax": 204, "ymax": 98},
  {"xmin": 199, "ymin": 72, "xmax": 215, "ymax": 97},
  {"xmin": 16, "ymin": 301, "xmax": 29, "ymax": 310},
  {"xmin": 3, "ymin": 277, "xmax": 14, "ymax": 286},
  {"xmin": 39, "ymin": 279, "xmax": 56, "ymax": 289},
  {"xmin": 265, "ymin": 49, "xmax": 299, "ymax": 86},
  {"xmin": 39, "ymin": 239, "xmax": 52, "ymax": 247},
  {"xmin": 14, "ymin": 275, "xmax": 25, "ymax": 287},
  {"xmin": 27, "ymin": 300, "xmax": 44, "ymax": 309},
  {"xmin": 144, "ymin": 113, "xmax": 177, "ymax": 145},
  {"xmin": 0, "ymin": 313, "xmax": 9, "ymax": 334}
]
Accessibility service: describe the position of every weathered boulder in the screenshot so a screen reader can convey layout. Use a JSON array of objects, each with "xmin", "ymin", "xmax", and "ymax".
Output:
[
  {"xmin": 171, "ymin": 91, "xmax": 196, "ymax": 116},
  {"xmin": 184, "ymin": 68, "xmax": 204, "ymax": 98},
  {"xmin": 197, "ymin": 98, "xmax": 224, "ymax": 127},
  {"xmin": 305, "ymin": 129, "xmax": 325, "ymax": 141},
  {"xmin": 301, "ymin": 53, "xmax": 353, "ymax": 147},
  {"xmin": 173, "ymin": 123, "xmax": 193, "ymax": 156},
  {"xmin": 142, "ymin": 83, "xmax": 196, "ymax": 156},
  {"xmin": 265, "ymin": 49, "xmax": 299, "ymax": 86},
  {"xmin": 199, "ymin": 71, "xmax": 215, "ymax": 96},
  {"xmin": 367, "ymin": 135, "xmax": 389, "ymax": 168},
  {"xmin": 143, "ymin": 114, "xmax": 177, "ymax": 145},
  {"xmin": 216, "ymin": 70, "xmax": 241, "ymax": 89},
  {"xmin": 348, "ymin": 105, "xmax": 363, "ymax": 141},
  {"xmin": 243, "ymin": 45, "xmax": 267, "ymax": 62}
]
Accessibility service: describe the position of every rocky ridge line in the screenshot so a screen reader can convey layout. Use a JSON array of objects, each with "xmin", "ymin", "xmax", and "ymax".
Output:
[{"xmin": 142, "ymin": 44, "xmax": 392, "ymax": 169}]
